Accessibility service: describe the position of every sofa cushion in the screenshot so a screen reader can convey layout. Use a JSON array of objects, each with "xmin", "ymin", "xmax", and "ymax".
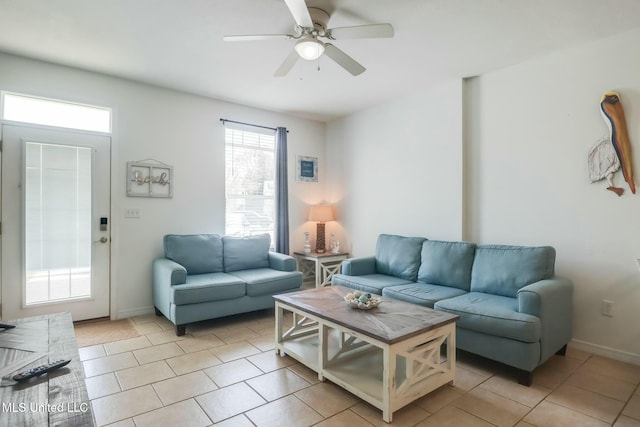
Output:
[
  {"xmin": 417, "ymin": 240, "xmax": 476, "ymax": 291},
  {"xmin": 229, "ymin": 268, "xmax": 302, "ymax": 297},
  {"xmin": 375, "ymin": 234, "xmax": 426, "ymax": 281},
  {"xmin": 434, "ymin": 292, "xmax": 541, "ymax": 343},
  {"xmin": 382, "ymin": 283, "xmax": 467, "ymax": 308},
  {"xmin": 332, "ymin": 273, "xmax": 412, "ymax": 295},
  {"xmin": 470, "ymin": 245, "xmax": 556, "ymax": 298},
  {"xmin": 164, "ymin": 234, "xmax": 223, "ymax": 275},
  {"xmin": 223, "ymin": 234, "xmax": 270, "ymax": 272},
  {"xmin": 171, "ymin": 272, "xmax": 245, "ymax": 305}
]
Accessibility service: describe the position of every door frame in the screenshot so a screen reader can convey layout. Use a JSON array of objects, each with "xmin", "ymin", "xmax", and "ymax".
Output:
[{"xmin": 0, "ymin": 121, "xmax": 114, "ymax": 321}]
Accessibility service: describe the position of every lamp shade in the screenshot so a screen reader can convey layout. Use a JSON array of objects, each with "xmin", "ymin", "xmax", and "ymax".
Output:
[
  {"xmin": 295, "ymin": 37, "xmax": 325, "ymax": 61},
  {"xmin": 308, "ymin": 205, "xmax": 335, "ymax": 223}
]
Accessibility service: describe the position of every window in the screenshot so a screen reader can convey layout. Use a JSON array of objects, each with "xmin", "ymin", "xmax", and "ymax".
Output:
[
  {"xmin": 1, "ymin": 92, "xmax": 111, "ymax": 133},
  {"xmin": 25, "ymin": 142, "xmax": 92, "ymax": 304},
  {"xmin": 224, "ymin": 126, "xmax": 276, "ymax": 246}
]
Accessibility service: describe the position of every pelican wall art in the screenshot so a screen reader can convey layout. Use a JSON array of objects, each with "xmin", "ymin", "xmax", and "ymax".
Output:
[{"xmin": 588, "ymin": 91, "xmax": 636, "ymax": 196}]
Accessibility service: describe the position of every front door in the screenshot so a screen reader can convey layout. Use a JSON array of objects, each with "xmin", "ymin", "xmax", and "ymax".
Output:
[{"xmin": 1, "ymin": 124, "xmax": 110, "ymax": 321}]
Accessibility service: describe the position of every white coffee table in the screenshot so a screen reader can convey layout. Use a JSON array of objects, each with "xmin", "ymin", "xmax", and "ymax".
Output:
[{"xmin": 274, "ymin": 286, "xmax": 458, "ymax": 422}]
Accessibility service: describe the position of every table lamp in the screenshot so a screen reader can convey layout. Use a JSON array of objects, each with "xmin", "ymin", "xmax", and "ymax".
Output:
[{"xmin": 308, "ymin": 204, "xmax": 335, "ymax": 253}]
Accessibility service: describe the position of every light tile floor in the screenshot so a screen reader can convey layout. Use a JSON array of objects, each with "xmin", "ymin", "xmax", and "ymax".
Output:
[{"xmin": 78, "ymin": 310, "xmax": 640, "ymax": 427}]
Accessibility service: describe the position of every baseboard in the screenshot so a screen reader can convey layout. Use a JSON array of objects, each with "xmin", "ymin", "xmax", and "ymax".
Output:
[
  {"xmin": 116, "ymin": 306, "xmax": 155, "ymax": 320},
  {"xmin": 570, "ymin": 338, "xmax": 640, "ymax": 366}
]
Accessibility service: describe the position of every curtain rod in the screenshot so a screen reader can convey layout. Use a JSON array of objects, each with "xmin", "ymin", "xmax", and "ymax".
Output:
[{"xmin": 219, "ymin": 118, "xmax": 288, "ymax": 133}]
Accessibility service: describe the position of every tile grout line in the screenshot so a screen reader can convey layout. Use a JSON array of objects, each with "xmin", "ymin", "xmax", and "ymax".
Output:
[
  {"xmin": 538, "ymin": 352, "xmax": 627, "ymax": 426},
  {"xmin": 518, "ymin": 353, "xmax": 594, "ymax": 426},
  {"xmin": 612, "ymin": 378, "xmax": 640, "ymax": 426},
  {"xmin": 82, "ymin": 313, "xmax": 640, "ymax": 427}
]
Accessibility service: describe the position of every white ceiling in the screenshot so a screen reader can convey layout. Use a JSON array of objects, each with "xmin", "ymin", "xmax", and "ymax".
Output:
[{"xmin": 1, "ymin": 0, "xmax": 640, "ymax": 122}]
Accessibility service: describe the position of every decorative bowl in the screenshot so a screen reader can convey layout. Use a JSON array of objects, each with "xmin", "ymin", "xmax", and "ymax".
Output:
[{"xmin": 344, "ymin": 292, "xmax": 382, "ymax": 310}]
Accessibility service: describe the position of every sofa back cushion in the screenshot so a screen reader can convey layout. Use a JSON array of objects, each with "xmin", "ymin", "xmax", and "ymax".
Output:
[
  {"xmin": 223, "ymin": 233, "xmax": 270, "ymax": 272},
  {"xmin": 418, "ymin": 240, "xmax": 476, "ymax": 291},
  {"xmin": 375, "ymin": 234, "xmax": 426, "ymax": 281},
  {"xmin": 470, "ymin": 245, "xmax": 556, "ymax": 297},
  {"xmin": 164, "ymin": 234, "xmax": 223, "ymax": 275}
]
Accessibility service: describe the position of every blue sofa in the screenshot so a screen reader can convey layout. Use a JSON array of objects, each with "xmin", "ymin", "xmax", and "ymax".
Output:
[
  {"xmin": 153, "ymin": 233, "xmax": 302, "ymax": 336},
  {"xmin": 332, "ymin": 234, "xmax": 573, "ymax": 385}
]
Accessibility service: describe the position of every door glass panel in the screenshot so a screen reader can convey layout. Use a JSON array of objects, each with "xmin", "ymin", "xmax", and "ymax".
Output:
[{"xmin": 24, "ymin": 142, "xmax": 92, "ymax": 305}]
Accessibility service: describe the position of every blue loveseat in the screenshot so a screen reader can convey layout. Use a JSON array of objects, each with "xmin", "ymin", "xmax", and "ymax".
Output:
[
  {"xmin": 332, "ymin": 234, "xmax": 573, "ymax": 385},
  {"xmin": 153, "ymin": 233, "xmax": 302, "ymax": 336}
]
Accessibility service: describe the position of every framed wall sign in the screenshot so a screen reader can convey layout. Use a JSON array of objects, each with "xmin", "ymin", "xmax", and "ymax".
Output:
[
  {"xmin": 297, "ymin": 155, "xmax": 318, "ymax": 182},
  {"xmin": 126, "ymin": 160, "xmax": 173, "ymax": 198}
]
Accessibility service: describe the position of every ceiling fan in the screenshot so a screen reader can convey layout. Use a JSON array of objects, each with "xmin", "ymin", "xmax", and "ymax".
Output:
[{"xmin": 223, "ymin": 0, "xmax": 394, "ymax": 76}]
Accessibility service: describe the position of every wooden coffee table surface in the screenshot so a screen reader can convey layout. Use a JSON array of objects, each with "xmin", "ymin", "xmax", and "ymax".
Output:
[
  {"xmin": 273, "ymin": 285, "xmax": 457, "ymax": 344},
  {"xmin": 0, "ymin": 312, "xmax": 94, "ymax": 427}
]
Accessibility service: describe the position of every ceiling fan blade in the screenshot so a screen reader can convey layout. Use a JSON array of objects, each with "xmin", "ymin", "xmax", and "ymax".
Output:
[
  {"xmin": 274, "ymin": 50, "xmax": 300, "ymax": 77},
  {"xmin": 328, "ymin": 23, "xmax": 394, "ymax": 40},
  {"xmin": 283, "ymin": 0, "xmax": 313, "ymax": 28},
  {"xmin": 324, "ymin": 44, "xmax": 366, "ymax": 76},
  {"xmin": 223, "ymin": 34, "xmax": 294, "ymax": 42}
]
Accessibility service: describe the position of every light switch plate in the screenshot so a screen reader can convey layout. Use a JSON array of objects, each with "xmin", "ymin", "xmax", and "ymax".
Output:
[{"xmin": 124, "ymin": 208, "xmax": 140, "ymax": 218}]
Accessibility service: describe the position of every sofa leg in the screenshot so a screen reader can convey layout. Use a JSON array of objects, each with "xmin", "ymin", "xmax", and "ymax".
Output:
[
  {"xmin": 556, "ymin": 344, "xmax": 567, "ymax": 356},
  {"xmin": 517, "ymin": 369, "xmax": 533, "ymax": 386},
  {"xmin": 176, "ymin": 325, "xmax": 186, "ymax": 336},
  {"xmin": 154, "ymin": 307, "xmax": 162, "ymax": 316}
]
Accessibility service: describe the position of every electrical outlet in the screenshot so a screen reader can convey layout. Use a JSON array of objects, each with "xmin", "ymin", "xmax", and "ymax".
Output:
[
  {"xmin": 124, "ymin": 208, "xmax": 140, "ymax": 218},
  {"xmin": 601, "ymin": 300, "xmax": 614, "ymax": 317}
]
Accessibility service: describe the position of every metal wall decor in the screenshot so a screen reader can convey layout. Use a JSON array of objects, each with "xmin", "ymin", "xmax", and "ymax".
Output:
[{"xmin": 126, "ymin": 159, "xmax": 173, "ymax": 198}]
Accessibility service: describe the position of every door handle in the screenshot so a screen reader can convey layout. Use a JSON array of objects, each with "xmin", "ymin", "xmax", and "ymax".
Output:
[{"xmin": 95, "ymin": 237, "xmax": 109, "ymax": 244}]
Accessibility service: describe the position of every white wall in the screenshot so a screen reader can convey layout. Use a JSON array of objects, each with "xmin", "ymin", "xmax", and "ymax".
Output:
[
  {"xmin": 3, "ymin": 26, "xmax": 639, "ymax": 361},
  {"xmin": 0, "ymin": 52, "xmax": 325, "ymax": 319},
  {"xmin": 466, "ymin": 28, "xmax": 640, "ymax": 361},
  {"xmin": 325, "ymin": 79, "xmax": 464, "ymax": 256},
  {"xmin": 326, "ymin": 28, "xmax": 640, "ymax": 362}
]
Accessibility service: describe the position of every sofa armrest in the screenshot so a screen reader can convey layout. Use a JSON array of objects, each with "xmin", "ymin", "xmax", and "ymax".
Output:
[
  {"xmin": 153, "ymin": 258, "xmax": 187, "ymax": 285},
  {"xmin": 268, "ymin": 252, "xmax": 297, "ymax": 272},
  {"xmin": 517, "ymin": 276, "xmax": 573, "ymax": 362},
  {"xmin": 153, "ymin": 258, "xmax": 187, "ymax": 317},
  {"xmin": 341, "ymin": 256, "xmax": 376, "ymax": 276}
]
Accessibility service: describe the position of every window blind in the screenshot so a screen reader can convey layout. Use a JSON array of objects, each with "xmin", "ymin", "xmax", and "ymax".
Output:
[{"xmin": 224, "ymin": 126, "xmax": 276, "ymax": 246}]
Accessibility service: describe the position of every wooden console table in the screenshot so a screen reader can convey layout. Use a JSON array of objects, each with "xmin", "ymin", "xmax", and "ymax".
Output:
[
  {"xmin": 294, "ymin": 251, "xmax": 349, "ymax": 287},
  {"xmin": 0, "ymin": 312, "xmax": 94, "ymax": 427}
]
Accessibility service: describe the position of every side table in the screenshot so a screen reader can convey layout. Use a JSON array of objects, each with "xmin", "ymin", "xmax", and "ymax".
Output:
[{"xmin": 293, "ymin": 251, "xmax": 349, "ymax": 288}]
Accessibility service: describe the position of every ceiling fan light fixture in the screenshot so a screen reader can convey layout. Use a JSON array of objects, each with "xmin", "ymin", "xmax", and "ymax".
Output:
[{"xmin": 295, "ymin": 37, "xmax": 325, "ymax": 60}]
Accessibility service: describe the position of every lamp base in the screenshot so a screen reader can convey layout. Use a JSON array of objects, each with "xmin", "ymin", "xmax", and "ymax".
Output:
[{"xmin": 315, "ymin": 222, "xmax": 326, "ymax": 253}]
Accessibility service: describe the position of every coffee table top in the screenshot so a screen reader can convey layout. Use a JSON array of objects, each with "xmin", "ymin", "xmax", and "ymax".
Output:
[{"xmin": 274, "ymin": 285, "xmax": 458, "ymax": 344}]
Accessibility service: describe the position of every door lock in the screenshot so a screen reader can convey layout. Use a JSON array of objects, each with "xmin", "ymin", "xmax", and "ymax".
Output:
[{"xmin": 95, "ymin": 237, "xmax": 108, "ymax": 244}]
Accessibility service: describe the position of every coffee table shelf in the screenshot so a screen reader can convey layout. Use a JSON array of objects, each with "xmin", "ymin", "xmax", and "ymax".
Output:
[
  {"xmin": 322, "ymin": 347, "xmax": 385, "ymax": 404},
  {"xmin": 279, "ymin": 332, "xmax": 320, "ymax": 372},
  {"xmin": 274, "ymin": 286, "xmax": 457, "ymax": 423}
]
